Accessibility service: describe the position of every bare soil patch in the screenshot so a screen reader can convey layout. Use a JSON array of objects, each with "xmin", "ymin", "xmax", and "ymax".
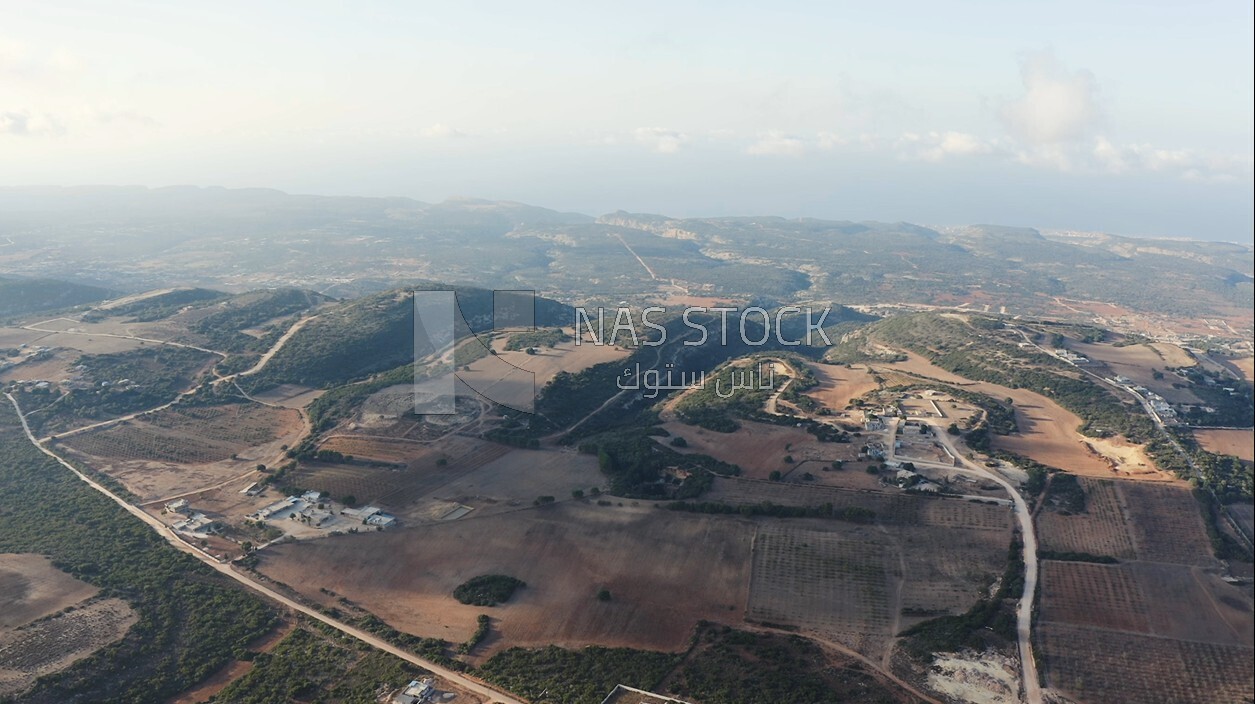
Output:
[
  {"xmin": 1194, "ymin": 428, "xmax": 1254, "ymax": 461},
  {"xmin": 257, "ymin": 502, "xmax": 753, "ymax": 654},
  {"xmin": 249, "ymin": 383, "xmax": 325, "ymax": 409},
  {"xmin": 659, "ymin": 420, "xmax": 850, "ymax": 480},
  {"xmin": 0, "ymin": 554, "xmax": 99, "ymax": 629},
  {"xmin": 804, "ymin": 363, "xmax": 880, "ymax": 411},
  {"xmin": 0, "ymin": 556, "xmax": 137, "ymax": 698},
  {"xmin": 58, "ymin": 403, "xmax": 303, "ymax": 502},
  {"xmin": 875, "ymin": 353, "xmax": 1175, "ymax": 481}
]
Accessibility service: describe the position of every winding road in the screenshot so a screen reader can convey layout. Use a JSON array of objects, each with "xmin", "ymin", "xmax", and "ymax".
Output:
[{"xmin": 928, "ymin": 423, "xmax": 1041, "ymax": 704}]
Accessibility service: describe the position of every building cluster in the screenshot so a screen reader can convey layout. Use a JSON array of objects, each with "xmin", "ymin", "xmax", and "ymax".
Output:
[
  {"xmin": 341, "ymin": 504, "xmax": 397, "ymax": 528},
  {"xmin": 1051, "ymin": 348, "xmax": 1091, "ymax": 365},
  {"xmin": 164, "ymin": 499, "xmax": 221, "ymax": 537}
]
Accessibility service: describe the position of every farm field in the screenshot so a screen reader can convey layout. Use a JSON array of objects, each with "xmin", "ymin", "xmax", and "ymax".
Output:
[
  {"xmin": 1037, "ymin": 622, "xmax": 1253, "ymax": 704},
  {"xmin": 257, "ymin": 501, "xmax": 754, "ymax": 654},
  {"xmin": 1067, "ymin": 340, "xmax": 1200, "ymax": 404},
  {"xmin": 249, "ymin": 383, "xmax": 324, "ymax": 408},
  {"xmin": 747, "ymin": 522, "xmax": 896, "ymax": 657},
  {"xmin": 1230, "ymin": 356, "xmax": 1254, "ymax": 382},
  {"xmin": 703, "ymin": 476, "xmax": 1013, "ymax": 531},
  {"xmin": 0, "ymin": 599, "xmax": 139, "ymax": 697},
  {"xmin": 0, "ymin": 352, "xmax": 76, "ymax": 383},
  {"xmin": 803, "ymin": 362, "xmax": 880, "ymax": 410},
  {"xmin": 289, "ymin": 435, "xmax": 518, "ymax": 514},
  {"xmin": 455, "ymin": 330, "xmax": 629, "ymax": 410},
  {"xmin": 1194, "ymin": 428, "xmax": 1254, "ymax": 462},
  {"xmin": 1035, "ymin": 477, "xmax": 1138, "ymax": 559},
  {"xmin": 0, "ymin": 555, "xmax": 139, "ymax": 697},
  {"xmin": 58, "ymin": 402, "xmax": 302, "ymax": 501},
  {"xmin": 0, "ymin": 554, "xmax": 100, "ymax": 628},
  {"xmin": 1117, "ymin": 481, "xmax": 1217, "ymax": 566},
  {"xmin": 0, "ymin": 327, "xmax": 51, "ymax": 347},
  {"xmin": 16, "ymin": 331, "xmax": 147, "ymax": 354},
  {"xmin": 874, "ymin": 352, "xmax": 1173, "ymax": 480},
  {"xmin": 1228, "ymin": 503, "xmax": 1254, "ymax": 545},
  {"xmin": 746, "ymin": 514, "xmax": 1009, "ymax": 662},
  {"xmin": 407, "ymin": 447, "xmax": 602, "ymax": 521},
  {"xmin": 659, "ymin": 419, "xmax": 855, "ymax": 480}
]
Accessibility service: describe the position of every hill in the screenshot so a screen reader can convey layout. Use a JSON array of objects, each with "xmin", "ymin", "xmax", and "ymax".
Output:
[
  {"xmin": 0, "ymin": 277, "xmax": 113, "ymax": 318},
  {"xmin": 244, "ymin": 285, "xmax": 569, "ymax": 390}
]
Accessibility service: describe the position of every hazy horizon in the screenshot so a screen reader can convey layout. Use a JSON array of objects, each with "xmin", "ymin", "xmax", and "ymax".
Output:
[{"xmin": 4, "ymin": 1, "xmax": 1252, "ymax": 241}]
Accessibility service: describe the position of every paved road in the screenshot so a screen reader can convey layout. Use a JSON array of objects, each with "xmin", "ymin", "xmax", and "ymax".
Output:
[{"xmin": 6, "ymin": 391, "xmax": 525, "ymax": 704}]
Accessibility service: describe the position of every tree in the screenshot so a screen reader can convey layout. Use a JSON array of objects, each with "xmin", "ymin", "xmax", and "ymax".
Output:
[
  {"xmin": 769, "ymin": 470, "xmax": 783, "ymax": 481},
  {"xmin": 571, "ymin": 489, "xmax": 584, "ymax": 499},
  {"xmin": 947, "ymin": 423, "xmax": 960, "ymax": 435},
  {"xmin": 341, "ymin": 495, "xmax": 357, "ymax": 507},
  {"xmin": 597, "ymin": 588, "xmax": 612, "ymax": 602}
]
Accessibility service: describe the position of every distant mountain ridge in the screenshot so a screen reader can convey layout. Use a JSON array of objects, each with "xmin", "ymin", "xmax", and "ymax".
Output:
[{"xmin": 0, "ymin": 186, "xmax": 1249, "ymax": 324}]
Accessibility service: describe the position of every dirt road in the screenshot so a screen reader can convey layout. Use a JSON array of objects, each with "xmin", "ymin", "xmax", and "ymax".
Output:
[{"xmin": 928, "ymin": 422, "xmax": 1041, "ymax": 704}]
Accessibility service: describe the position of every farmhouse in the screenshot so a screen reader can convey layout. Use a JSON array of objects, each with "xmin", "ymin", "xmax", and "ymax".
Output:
[
  {"xmin": 164, "ymin": 498, "xmax": 190, "ymax": 514},
  {"xmin": 338, "ymin": 504, "xmax": 397, "ymax": 528},
  {"xmin": 173, "ymin": 512, "xmax": 220, "ymax": 537},
  {"xmin": 390, "ymin": 678, "xmax": 434, "ymax": 703},
  {"xmin": 253, "ymin": 496, "xmax": 306, "ymax": 521}
]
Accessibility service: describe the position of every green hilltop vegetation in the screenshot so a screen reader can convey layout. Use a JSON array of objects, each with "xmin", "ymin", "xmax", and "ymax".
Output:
[
  {"xmin": 84, "ymin": 287, "xmax": 228, "ymax": 322},
  {"xmin": 187, "ymin": 287, "xmax": 330, "ymax": 354},
  {"xmin": 243, "ymin": 285, "xmax": 569, "ymax": 391},
  {"xmin": 0, "ymin": 276, "xmax": 113, "ymax": 318},
  {"xmin": 504, "ymin": 327, "xmax": 569, "ymax": 350}
]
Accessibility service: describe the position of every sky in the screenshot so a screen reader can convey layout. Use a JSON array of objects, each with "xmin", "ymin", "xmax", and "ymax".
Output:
[{"xmin": 3, "ymin": 1, "xmax": 1253, "ymax": 241}]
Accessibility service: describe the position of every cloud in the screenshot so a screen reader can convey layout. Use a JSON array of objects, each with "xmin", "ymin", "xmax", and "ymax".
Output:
[
  {"xmin": 746, "ymin": 130, "xmax": 807, "ymax": 156},
  {"xmin": 420, "ymin": 123, "xmax": 468, "ymax": 138},
  {"xmin": 0, "ymin": 109, "xmax": 65, "ymax": 137},
  {"xmin": 816, "ymin": 131, "xmax": 845, "ymax": 150},
  {"xmin": 896, "ymin": 131, "xmax": 1000, "ymax": 162},
  {"xmin": 1090, "ymin": 137, "xmax": 1252, "ymax": 181},
  {"xmin": 634, "ymin": 127, "xmax": 688, "ymax": 154},
  {"xmin": 1000, "ymin": 50, "xmax": 1100, "ymax": 145}
]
